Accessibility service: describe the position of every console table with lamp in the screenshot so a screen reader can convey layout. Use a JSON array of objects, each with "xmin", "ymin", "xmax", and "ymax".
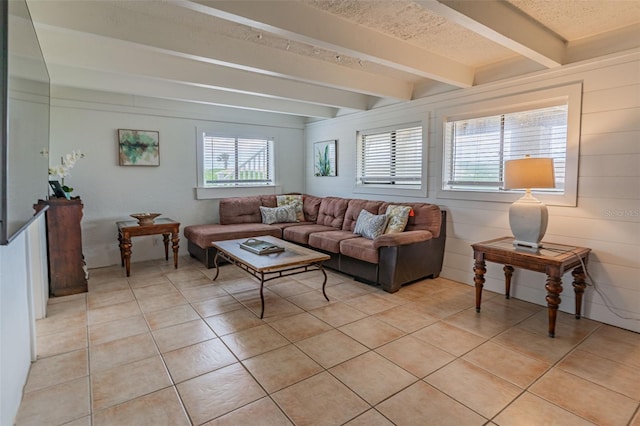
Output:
[{"xmin": 473, "ymin": 156, "xmax": 591, "ymax": 337}]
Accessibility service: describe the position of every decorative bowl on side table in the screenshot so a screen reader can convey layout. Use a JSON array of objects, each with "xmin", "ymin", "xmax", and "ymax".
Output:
[{"xmin": 130, "ymin": 213, "xmax": 161, "ymax": 226}]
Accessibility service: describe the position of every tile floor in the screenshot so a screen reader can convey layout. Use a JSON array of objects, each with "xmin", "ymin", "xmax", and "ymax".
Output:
[{"xmin": 15, "ymin": 256, "xmax": 640, "ymax": 425}]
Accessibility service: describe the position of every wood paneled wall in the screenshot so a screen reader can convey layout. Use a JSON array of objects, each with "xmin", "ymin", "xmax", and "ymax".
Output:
[{"xmin": 306, "ymin": 51, "xmax": 640, "ymax": 332}]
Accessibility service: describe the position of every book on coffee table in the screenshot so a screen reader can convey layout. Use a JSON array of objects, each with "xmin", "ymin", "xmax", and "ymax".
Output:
[{"xmin": 240, "ymin": 238, "xmax": 285, "ymax": 255}]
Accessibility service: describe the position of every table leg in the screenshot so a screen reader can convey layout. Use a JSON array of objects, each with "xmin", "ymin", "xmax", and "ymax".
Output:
[
  {"xmin": 121, "ymin": 236, "xmax": 132, "ymax": 277},
  {"xmin": 545, "ymin": 274, "xmax": 563, "ymax": 338},
  {"xmin": 171, "ymin": 231, "xmax": 180, "ymax": 269},
  {"xmin": 212, "ymin": 252, "xmax": 221, "ymax": 280},
  {"xmin": 320, "ymin": 265, "xmax": 329, "ymax": 302},
  {"xmin": 474, "ymin": 259, "xmax": 486, "ymax": 312},
  {"xmin": 259, "ymin": 271, "xmax": 266, "ymax": 319},
  {"xmin": 572, "ymin": 266, "xmax": 586, "ymax": 319},
  {"xmin": 162, "ymin": 233, "xmax": 170, "ymax": 261},
  {"xmin": 118, "ymin": 233, "xmax": 124, "ymax": 267},
  {"xmin": 504, "ymin": 265, "xmax": 514, "ymax": 299}
]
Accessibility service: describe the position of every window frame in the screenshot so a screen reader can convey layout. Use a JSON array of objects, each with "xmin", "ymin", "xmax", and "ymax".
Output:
[
  {"xmin": 354, "ymin": 120, "xmax": 428, "ymax": 198},
  {"xmin": 195, "ymin": 126, "xmax": 279, "ymax": 199},
  {"xmin": 436, "ymin": 83, "xmax": 582, "ymax": 207}
]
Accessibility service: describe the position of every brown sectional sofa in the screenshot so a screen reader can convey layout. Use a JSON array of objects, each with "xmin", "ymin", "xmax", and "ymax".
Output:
[{"xmin": 184, "ymin": 194, "xmax": 446, "ymax": 293}]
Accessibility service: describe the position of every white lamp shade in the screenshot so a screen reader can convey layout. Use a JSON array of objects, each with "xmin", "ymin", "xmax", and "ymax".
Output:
[{"xmin": 504, "ymin": 157, "xmax": 555, "ymax": 190}]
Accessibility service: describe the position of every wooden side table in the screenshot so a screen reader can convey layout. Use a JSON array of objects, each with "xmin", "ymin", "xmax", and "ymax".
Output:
[
  {"xmin": 117, "ymin": 218, "xmax": 180, "ymax": 276},
  {"xmin": 471, "ymin": 237, "xmax": 591, "ymax": 338}
]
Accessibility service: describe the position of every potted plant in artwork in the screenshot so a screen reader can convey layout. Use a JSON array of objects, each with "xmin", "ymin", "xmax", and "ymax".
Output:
[
  {"xmin": 315, "ymin": 144, "xmax": 333, "ymax": 176},
  {"xmin": 48, "ymin": 150, "xmax": 85, "ymax": 199}
]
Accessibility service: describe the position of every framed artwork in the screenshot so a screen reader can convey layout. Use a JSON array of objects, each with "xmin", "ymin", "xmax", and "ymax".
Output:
[
  {"xmin": 118, "ymin": 129, "xmax": 160, "ymax": 166},
  {"xmin": 314, "ymin": 140, "xmax": 337, "ymax": 177}
]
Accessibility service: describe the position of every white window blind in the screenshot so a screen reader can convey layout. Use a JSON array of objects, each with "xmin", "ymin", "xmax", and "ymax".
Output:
[
  {"xmin": 202, "ymin": 135, "xmax": 273, "ymax": 186},
  {"xmin": 443, "ymin": 105, "xmax": 567, "ymax": 192},
  {"xmin": 359, "ymin": 125, "xmax": 422, "ymax": 185}
]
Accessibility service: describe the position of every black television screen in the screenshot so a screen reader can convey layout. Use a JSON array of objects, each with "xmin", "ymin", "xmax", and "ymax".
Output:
[{"xmin": 0, "ymin": 0, "xmax": 50, "ymax": 244}]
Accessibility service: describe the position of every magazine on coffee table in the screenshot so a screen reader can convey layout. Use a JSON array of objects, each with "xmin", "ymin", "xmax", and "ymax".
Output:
[{"xmin": 240, "ymin": 238, "xmax": 285, "ymax": 255}]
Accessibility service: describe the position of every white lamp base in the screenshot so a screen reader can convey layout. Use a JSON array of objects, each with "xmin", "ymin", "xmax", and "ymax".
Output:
[
  {"xmin": 509, "ymin": 191, "xmax": 549, "ymax": 249},
  {"xmin": 512, "ymin": 240, "xmax": 543, "ymax": 250}
]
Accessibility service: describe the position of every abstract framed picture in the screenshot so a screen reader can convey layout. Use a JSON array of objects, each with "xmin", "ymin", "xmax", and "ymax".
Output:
[
  {"xmin": 118, "ymin": 129, "xmax": 160, "ymax": 166},
  {"xmin": 313, "ymin": 140, "xmax": 337, "ymax": 177}
]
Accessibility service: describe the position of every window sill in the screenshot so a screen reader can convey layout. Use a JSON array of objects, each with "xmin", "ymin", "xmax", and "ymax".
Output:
[
  {"xmin": 195, "ymin": 185, "xmax": 282, "ymax": 200},
  {"xmin": 437, "ymin": 189, "xmax": 576, "ymax": 207},
  {"xmin": 353, "ymin": 185, "xmax": 427, "ymax": 198}
]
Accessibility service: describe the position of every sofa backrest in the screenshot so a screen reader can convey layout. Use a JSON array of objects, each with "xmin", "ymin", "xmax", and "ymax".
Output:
[
  {"xmin": 342, "ymin": 199, "xmax": 385, "ymax": 231},
  {"xmin": 219, "ymin": 196, "xmax": 263, "ymax": 225},
  {"xmin": 302, "ymin": 195, "xmax": 322, "ymax": 222},
  {"xmin": 380, "ymin": 202, "xmax": 442, "ymax": 238},
  {"xmin": 316, "ymin": 197, "xmax": 350, "ymax": 228},
  {"xmin": 260, "ymin": 195, "xmax": 277, "ymax": 208},
  {"xmin": 218, "ymin": 195, "xmax": 442, "ymax": 237},
  {"xmin": 219, "ymin": 194, "xmax": 324, "ymax": 225}
]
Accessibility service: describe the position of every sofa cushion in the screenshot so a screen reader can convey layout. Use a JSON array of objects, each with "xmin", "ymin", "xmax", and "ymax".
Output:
[
  {"xmin": 316, "ymin": 197, "xmax": 350, "ymax": 228},
  {"xmin": 260, "ymin": 195, "xmax": 277, "ymax": 208},
  {"xmin": 266, "ymin": 221, "xmax": 313, "ymax": 232},
  {"xmin": 302, "ymin": 195, "xmax": 322, "ymax": 222},
  {"xmin": 353, "ymin": 210, "xmax": 389, "ymax": 239},
  {"xmin": 283, "ymin": 224, "xmax": 337, "ymax": 245},
  {"xmin": 183, "ymin": 223, "xmax": 282, "ymax": 248},
  {"xmin": 308, "ymin": 230, "xmax": 360, "ymax": 253},
  {"xmin": 277, "ymin": 195, "xmax": 304, "ymax": 221},
  {"xmin": 342, "ymin": 199, "xmax": 385, "ymax": 232},
  {"xmin": 379, "ymin": 202, "xmax": 442, "ymax": 237},
  {"xmin": 259, "ymin": 205, "xmax": 297, "ymax": 224},
  {"xmin": 340, "ymin": 237, "xmax": 379, "ymax": 263},
  {"xmin": 384, "ymin": 205, "xmax": 411, "ymax": 234},
  {"xmin": 219, "ymin": 196, "xmax": 263, "ymax": 225},
  {"xmin": 405, "ymin": 203, "xmax": 442, "ymax": 237}
]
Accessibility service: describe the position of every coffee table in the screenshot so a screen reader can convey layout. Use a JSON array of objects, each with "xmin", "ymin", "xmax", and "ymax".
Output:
[{"xmin": 211, "ymin": 236, "xmax": 331, "ymax": 318}]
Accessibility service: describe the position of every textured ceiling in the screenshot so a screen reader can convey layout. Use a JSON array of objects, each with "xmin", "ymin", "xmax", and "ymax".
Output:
[
  {"xmin": 307, "ymin": 0, "xmax": 516, "ymax": 66},
  {"xmin": 507, "ymin": 0, "xmax": 640, "ymax": 40},
  {"xmin": 23, "ymin": 0, "xmax": 640, "ymax": 120}
]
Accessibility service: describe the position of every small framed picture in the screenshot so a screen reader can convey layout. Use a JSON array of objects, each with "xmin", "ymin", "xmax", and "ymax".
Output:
[
  {"xmin": 118, "ymin": 129, "xmax": 160, "ymax": 166},
  {"xmin": 48, "ymin": 180, "xmax": 67, "ymax": 199},
  {"xmin": 314, "ymin": 140, "xmax": 337, "ymax": 177}
]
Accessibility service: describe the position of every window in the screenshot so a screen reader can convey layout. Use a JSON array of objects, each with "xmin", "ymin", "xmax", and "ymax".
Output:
[
  {"xmin": 201, "ymin": 134, "xmax": 274, "ymax": 187},
  {"xmin": 358, "ymin": 125, "xmax": 422, "ymax": 186},
  {"xmin": 438, "ymin": 83, "xmax": 581, "ymax": 206},
  {"xmin": 443, "ymin": 105, "xmax": 567, "ymax": 193}
]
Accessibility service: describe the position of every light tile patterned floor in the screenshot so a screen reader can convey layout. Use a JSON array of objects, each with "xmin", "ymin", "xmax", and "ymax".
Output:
[{"xmin": 15, "ymin": 256, "xmax": 640, "ymax": 425}]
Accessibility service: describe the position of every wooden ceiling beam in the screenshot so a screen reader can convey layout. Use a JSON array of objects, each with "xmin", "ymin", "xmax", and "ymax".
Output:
[
  {"xmin": 36, "ymin": 26, "xmax": 371, "ymax": 111},
  {"xmin": 419, "ymin": 0, "xmax": 565, "ymax": 68},
  {"xmin": 178, "ymin": 0, "xmax": 474, "ymax": 88},
  {"xmin": 28, "ymin": 1, "xmax": 412, "ymax": 100},
  {"xmin": 47, "ymin": 64, "xmax": 338, "ymax": 118}
]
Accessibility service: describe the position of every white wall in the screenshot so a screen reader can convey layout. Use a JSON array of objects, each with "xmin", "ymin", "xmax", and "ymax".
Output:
[
  {"xmin": 0, "ymin": 216, "xmax": 47, "ymax": 426},
  {"xmin": 305, "ymin": 50, "xmax": 640, "ymax": 333},
  {"xmin": 49, "ymin": 89, "xmax": 306, "ymax": 268}
]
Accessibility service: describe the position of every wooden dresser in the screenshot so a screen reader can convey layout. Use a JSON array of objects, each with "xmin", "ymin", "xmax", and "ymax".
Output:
[{"xmin": 35, "ymin": 198, "xmax": 88, "ymax": 296}]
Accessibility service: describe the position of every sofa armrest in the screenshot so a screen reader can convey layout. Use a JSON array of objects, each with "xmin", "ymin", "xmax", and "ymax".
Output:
[{"xmin": 373, "ymin": 230, "xmax": 433, "ymax": 249}]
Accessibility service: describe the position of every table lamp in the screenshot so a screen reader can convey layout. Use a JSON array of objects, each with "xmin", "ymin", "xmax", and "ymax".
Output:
[{"xmin": 504, "ymin": 156, "xmax": 555, "ymax": 249}]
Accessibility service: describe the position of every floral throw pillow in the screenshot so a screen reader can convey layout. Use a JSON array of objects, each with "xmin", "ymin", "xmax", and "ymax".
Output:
[
  {"xmin": 384, "ymin": 205, "xmax": 412, "ymax": 234},
  {"xmin": 259, "ymin": 205, "xmax": 297, "ymax": 224},
  {"xmin": 353, "ymin": 209, "xmax": 389, "ymax": 240},
  {"xmin": 277, "ymin": 195, "xmax": 304, "ymax": 222}
]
